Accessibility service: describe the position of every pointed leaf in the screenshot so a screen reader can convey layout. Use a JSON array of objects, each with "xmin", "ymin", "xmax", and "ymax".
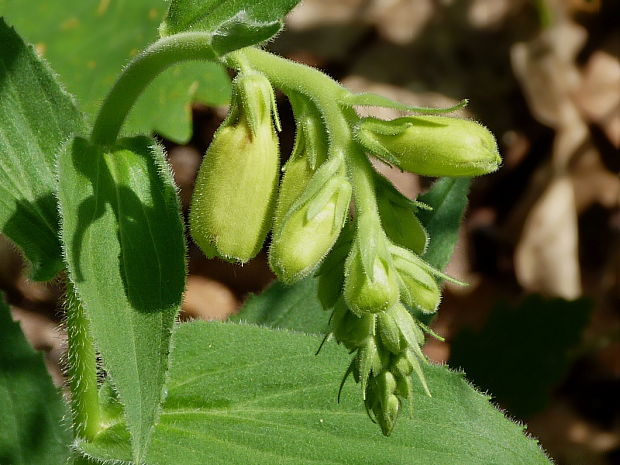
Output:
[
  {"xmin": 78, "ymin": 322, "xmax": 552, "ymax": 465},
  {"xmin": 417, "ymin": 177, "xmax": 471, "ymax": 271},
  {"xmin": 0, "ymin": 294, "xmax": 72, "ymax": 464},
  {"xmin": 0, "ymin": 19, "xmax": 85, "ymax": 280},
  {"xmin": 58, "ymin": 136, "xmax": 186, "ymax": 462},
  {"xmin": 161, "ymin": 0, "xmax": 301, "ymax": 54}
]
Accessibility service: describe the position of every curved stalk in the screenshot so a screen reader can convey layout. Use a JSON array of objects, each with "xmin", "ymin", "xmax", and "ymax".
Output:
[
  {"xmin": 229, "ymin": 48, "xmax": 382, "ymax": 225},
  {"xmin": 91, "ymin": 32, "xmax": 218, "ymax": 145}
]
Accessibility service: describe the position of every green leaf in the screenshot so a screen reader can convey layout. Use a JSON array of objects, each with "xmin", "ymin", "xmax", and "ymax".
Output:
[
  {"xmin": 161, "ymin": 0, "xmax": 301, "ymax": 54},
  {"xmin": 0, "ymin": 293, "xmax": 72, "ymax": 464},
  {"xmin": 230, "ymin": 277, "xmax": 329, "ymax": 333},
  {"xmin": 450, "ymin": 295, "xmax": 591, "ymax": 418},
  {"xmin": 417, "ymin": 177, "xmax": 471, "ymax": 272},
  {"xmin": 0, "ymin": 18, "xmax": 85, "ymax": 281},
  {"xmin": 78, "ymin": 322, "xmax": 552, "ymax": 465},
  {"xmin": 0, "ymin": 2, "xmax": 232, "ymax": 143},
  {"xmin": 58, "ymin": 136, "xmax": 186, "ymax": 463}
]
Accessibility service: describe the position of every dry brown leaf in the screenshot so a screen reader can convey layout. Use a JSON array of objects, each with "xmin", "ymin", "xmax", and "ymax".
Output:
[
  {"xmin": 511, "ymin": 19, "xmax": 586, "ymax": 130},
  {"xmin": 467, "ymin": 0, "xmax": 520, "ymax": 29},
  {"xmin": 571, "ymin": 147, "xmax": 620, "ymax": 211},
  {"xmin": 285, "ymin": 0, "xmax": 367, "ymax": 29},
  {"xmin": 574, "ymin": 49, "xmax": 620, "ymax": 147},
  {"xmin": 366, "ymin": 0, "xmax": 435, "ymax": 44},
  {"xmin": 515, "ymin": 176, "xmax": 582, "ymax": 299},
  {"xmin": 182, "ymin": 274, "xmax": 239, "ymax": 321}
]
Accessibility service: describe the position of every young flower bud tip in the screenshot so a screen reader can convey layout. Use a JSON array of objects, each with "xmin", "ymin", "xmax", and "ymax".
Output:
[
  {"xmin": 356, "ymin": 116, "xmax": 501, "ymax": 177},
  {"xmin": 344, "ymin": 248, "xmax": 400, "ymax": 316}
]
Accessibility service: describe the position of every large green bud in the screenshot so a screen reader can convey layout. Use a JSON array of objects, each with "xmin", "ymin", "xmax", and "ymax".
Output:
[
  {"xmin": 269, "ymin": 127, "xmax": 351, "ymax": 283},
  {"xmin": 355, "ymin": 116, "xmax": 501, "ymax": 177},
  {"xmin": 343, "ymin": 235, "xmax": 400, "ymax": 316},
  {"xmin": 190, "ymin": 72, "xmax": 280, "ymax": 263},
  {"xmin": 270, "ymin": 174, "xmax": 351, "ymax": 283}
]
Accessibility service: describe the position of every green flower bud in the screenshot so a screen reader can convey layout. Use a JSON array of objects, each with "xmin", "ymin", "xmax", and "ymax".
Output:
[
  {"xmin": 355, "ymin": 116, "xmax": 501, "ymax": 177},
  {"xmin": 330, "ymin": 299, "xmax": 375, "ymax": 351},
  {"xmin": 344, "ymin": 244, "xmax": 399, "ymax": 316},
  {"xmin": 395, "ymin": 373, "xmax": 413, "ymax": 399},
  {"xmin": 269, "ymin": 176, "xmax": 351, "ymax": 283},
  {"xmin": 377, "ymin": 309, "xmax": 405, "ymax": 354},
  {"xmin": 390, "ymin": 246, "xmax": 441, "ymax": 313},
  {"xmin": 375, "ymin": 174, "xmax": 428, "ymax": 255},
  {"xmin": 377, "ymin": 371, "xmax": 398, "ymax": 397},
  {"xmin": 391, "ymin": 352, "xmax": 414, "ymax": 378},
  {"xmin": 190, "ymin": 72, "xmax": 279, "ymax": 263},
  {"xmin": 374, "ymin": 392, "xmax": 400, "ymax": 436},
  {"xmin": 272, "ymin": 94, "xmax": 328, "ymax": 232}
]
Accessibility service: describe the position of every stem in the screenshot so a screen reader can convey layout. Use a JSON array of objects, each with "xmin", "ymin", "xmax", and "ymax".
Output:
[
  {"xmin": 230, "ymin": 48, "xmax": 381, "ymax": 225},
  {"xmin": 65, "ymin": 279, "xmax": 101, "ymax": 441},
  {"xmin": 91, "ymin": 32, "xmax": 218, "ymax": 145},
  {"xmin": 92, "ymin": 39, "xmax": 382, "ymax": 223}
]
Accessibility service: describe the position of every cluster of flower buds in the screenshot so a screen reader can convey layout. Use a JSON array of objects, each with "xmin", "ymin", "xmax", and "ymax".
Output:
[
  {"xmin": 329, "ymin": 296, "xmax": 430, "ymax": 435},
  {"xmin": 317, "ymin": 217, "xmax": 455, "ymax": 435},
  {"xmin": 189, "ymin": 68, "xmax": 500, "ymax": 436}
]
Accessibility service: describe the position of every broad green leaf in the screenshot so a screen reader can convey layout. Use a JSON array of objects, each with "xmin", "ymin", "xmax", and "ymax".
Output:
[
  {"xmin": 0, "ymin": 2, "xmax": 232, "ymax": 143},
  {"xmin": 0, "ymin": 293, "xmax": 72, "ymax": 464},
  {"xmin": 161, "ymin": 0, "xmax": 301, "ymax": 55},
  {"xmin": 417, "ymin": 177, "xmax": 471, "ymax": 271},
  {"xmin": 0, "ymin": 18, "xmax": 85, "ymax": 281},
  {"xmin": 78, "ymin": 322, "xmax": 552, "ymax": 465},
  {"xmin": 450, "ymin": 295, "xmax": 591, "ymax": 418},
  {"xmin": 58, "ymin": 136, "xmax": 186, "ymax": 463},
  {"xmin": 230, "ymin": 277, "xmax": 329, "ymax": 333}
]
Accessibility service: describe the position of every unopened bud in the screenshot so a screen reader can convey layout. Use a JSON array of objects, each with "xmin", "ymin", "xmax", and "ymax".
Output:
[
  {"xmin": 395, "ymin": 373, "xmax": 413, "ymax": 399},
  {"xmin": 330, "ymin": 300, "xmax": 374, "ymax": 350},
  {"xmin": 269, "ymin": 176, "xmax": 351, "ymax": 283},
  {"xmin": 391, "ymin": 246, "xmax": 441, "ymax": 313},
  {"xmin": 344, "ymin": 245, "xmax": 399, "ymax": 316},
  {"xmin": 374, "ymin": 394, "xmax": 400, "ymax": 437},
  {"xmin": 356, "ymin": 116, "xmax": 501, "ymax": 177},
  {"xmin": 272, "ymin": 94, "xmax": 327, "ymax": 232},
  {"xmin": 190, "ymin": 72, "xmax": 279, "ymax": 263},
  {"xmin": 391, "ymin": 353, "xmax": 414, "ymax": 378},
  {"xmin": 375, "ymin": 175, "xmax": 428, "ymax": 255},
  {"xmin": 377, "ymin": 309, "xmax": 405, "ymax": 354}
]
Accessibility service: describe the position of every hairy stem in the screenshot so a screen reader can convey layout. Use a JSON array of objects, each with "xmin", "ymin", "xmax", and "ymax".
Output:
[
  {"xmin": 229, "ymin": 48, "xmax": 381, "ymax": 224},
  {"xmin": 66, "ymin": 279, "xmax": 101, "ymax": 441},
  {"xmin": 91, "ymin": 32, "xmax": 218, "ymax": 145}
]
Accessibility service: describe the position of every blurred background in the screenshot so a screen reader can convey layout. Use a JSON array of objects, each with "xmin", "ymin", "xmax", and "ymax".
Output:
[{"xmin": 0, "ymin": 0, "xmax": 618, "ymax": 463}]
